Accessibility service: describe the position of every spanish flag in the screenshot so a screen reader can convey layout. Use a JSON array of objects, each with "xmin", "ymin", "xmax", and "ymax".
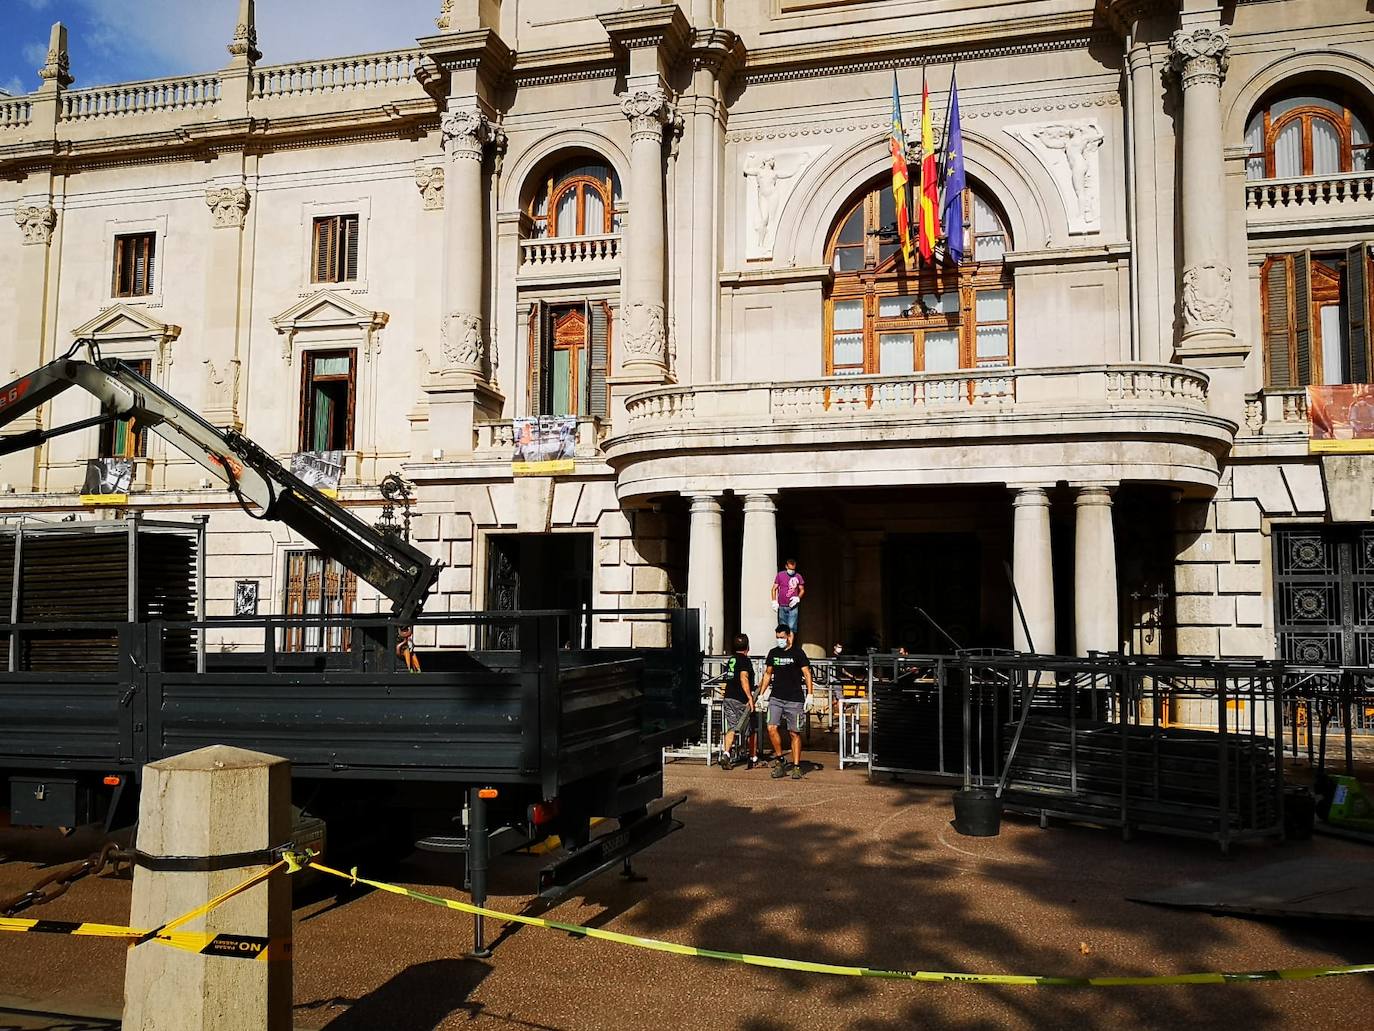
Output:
[
  {"xmin": 889, "ymin": 71, "xmax": 913, "ymax": 269},
  {"xmin": 918, "ymin": 67, "xmax": 941, "ymax": 263}
]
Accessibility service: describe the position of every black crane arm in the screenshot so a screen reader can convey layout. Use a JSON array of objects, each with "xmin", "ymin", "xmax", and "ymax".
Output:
[{"xmin": 0, "ymin": 341, "xmax": 440, "ymax": 620}]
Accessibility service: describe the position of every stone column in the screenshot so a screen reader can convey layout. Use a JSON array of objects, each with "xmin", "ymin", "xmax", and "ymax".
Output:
[
  {"xmin": 200, "ymin": 177, "xmax": 251, "ymax": 436},
  {"xmin": 1126, "ymin": 27, "xmax": 1163, "ymax": 363},
  {"xmin": 739, "ymin": 493, "xmax": 778, "ymax": 651},
  {"xmin": 1011, "ymin": 487, "xmax": 1056, "ymax": 654},
  {"xmin": 619, "ymin": 88, "xmax": 674, "ymax": 377},
  {"xmin": 686, "ymin": 493, "xmax": 725, "ymax": 654},
  {"xmin": 1074, "ymin": 486, "xmax": 1119, "ymax": 656},
  {"xmin": 440, "ymin": 108, "xmax": 495, "ymax": 380},
  {"xmin": 1168, "ymin": 24, "xmax": 1235, "ymax": 354}
]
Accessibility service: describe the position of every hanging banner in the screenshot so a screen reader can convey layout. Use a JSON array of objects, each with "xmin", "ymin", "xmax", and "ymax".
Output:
[
  {"xmin": 1307, "ymin": 385, "xmax": 1374, "ymax": 454},
  {"xmin": 80, "ymin": 458, "xmax": 133, "ymax": 503},
  {"xmin": 512, "ymin": 416, "xmax": 577, "ymax": 476},
  {"xmin": 290, "ymin": 450, "xmax": 344, "ymax": 494}
]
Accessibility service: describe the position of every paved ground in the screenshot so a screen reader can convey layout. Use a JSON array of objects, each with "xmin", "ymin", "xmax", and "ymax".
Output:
[{"xmin": 2, "ymin": 754, "xmax": 1372, "ymax": 1030}]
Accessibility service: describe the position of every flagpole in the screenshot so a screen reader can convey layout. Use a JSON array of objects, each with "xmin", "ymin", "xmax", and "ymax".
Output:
[{"xmin": 937, "ymin": 64, "xmax": 957, "ymax": 191}]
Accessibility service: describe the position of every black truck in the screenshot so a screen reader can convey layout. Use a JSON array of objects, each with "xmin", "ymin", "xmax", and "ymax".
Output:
[{"xmin": 0, "ymin": 341, "xmax": 701, "ymax": 952}]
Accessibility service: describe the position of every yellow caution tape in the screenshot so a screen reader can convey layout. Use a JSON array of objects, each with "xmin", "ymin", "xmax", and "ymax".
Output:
[{"xmin": 296, "ymin": 854, "xmax": 1374, "ymax": 987}]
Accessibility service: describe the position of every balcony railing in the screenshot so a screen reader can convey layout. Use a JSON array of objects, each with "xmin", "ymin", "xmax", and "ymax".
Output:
[
  {"xmin": 624, "ymin": 364, "xmax": 1210, "ymax": 429},
  {"xmin": 0, "ymin": 95, "xmax": 32, "ymax": 129},
  {"xmin": 1243, "ymin": 388, "xmax": 1308, "ymax": 437},
  {"xmin": 252, "ymin": 49, "xmax": 422, "ymax": 98},
  {"xmin": 472, "ymin": 418, "xmax": 608, "ymax": 456},
  {"xmin": 1245, "ymin": 171, "xmax": 1374, "ymax": 210},
  {"xmin": 518, "ymin": 234, "xmax": 622, "ymax": 274},
  {"xmin": 60, "ymin": 75, "xmax": 221, "ymax": 120}
]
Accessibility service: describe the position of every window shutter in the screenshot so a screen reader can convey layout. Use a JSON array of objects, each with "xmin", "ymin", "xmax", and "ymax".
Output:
[
  {"xmin": 312, "ymin": 217, "xmax": 333, "ymax": 283},
  {"xmin": 112, "ymin": 236, "xmax": 124, "ymax": 296},
  {"xmin": 1264, "ymin": 258, "xmax": 1293, "ymax": 387},
  {"xmin": 589, "ymin": 300, "xmax": 610, "ymax": 420},
  {"xmin": 1346, "ymin": 243, "xmax": 1370, "ymax": 384},
  {"xmin": 342, "ymin": 215, "xmax": 360, "ymax": 282},
  {"xmin": 1294, "ymin": 250, "xmax": 1314, "ymax": 387},
  {"xmin": 527, "ymin": 301, "xmax": 544, "ymax": 416},
  {"xmin": 144, "ymin": 234, "xmax": 155, "ymax": 295}
]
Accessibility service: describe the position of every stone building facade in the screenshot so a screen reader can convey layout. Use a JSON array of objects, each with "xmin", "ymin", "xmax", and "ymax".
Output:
[{"xmin": 0, "ymin": 0, "xmax": 1371, "ymax": 663}]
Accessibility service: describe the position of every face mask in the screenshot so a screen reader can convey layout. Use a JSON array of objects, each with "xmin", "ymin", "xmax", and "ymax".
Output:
[{"xmin": 776, "ymin": 637, "xmax": 788, "ymax": 648}]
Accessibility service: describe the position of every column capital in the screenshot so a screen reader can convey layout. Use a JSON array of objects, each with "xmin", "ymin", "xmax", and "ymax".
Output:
[
  {"xmin": 741, "ymin": 492, "xmax": 777, "ymax": 512},
  {"xmin": 1010, "ymin": 485, "xmax": 1054, "ymax": 505},
  {"xmin": 205, "ymin": 184, "xmax": 250, "ymax": 229},
  {"xmin": 1168, "ymin": 26, "xmax": 1230, "ymax": 90},
  {"xmin": 15, "ymin": 204, "xmax": 57, "ymax": 246},
  {"xmin": 1073, "ymin": 484, "xmax": 1117, "ymax": 506},
  {"xmin": 687, "ymin": 492, "xmax": 724, "ymax": 511},
  {"xmin": 621, "ymin": 87, "xmax": 676, "ymax": 141},
  {"xmin": 441, "ymin": 108, "xmax": 497, "ymax": 160}
]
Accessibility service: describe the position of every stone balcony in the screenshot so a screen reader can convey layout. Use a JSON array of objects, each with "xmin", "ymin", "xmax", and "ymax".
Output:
[
  {"xmin": 1244, "ymin": 171, "xmax": 1374, "ymax": 236},
  {"xmin": 1233, "ymin": 387, "xmax": 1310, "ymax": 458},
  {"xmin": 516, "ymin": 233, "xmax": 622, "ymax": 285},
  {"xmin": 604, "ymin": 364, "xmax": 1237, "ymax": 500}
]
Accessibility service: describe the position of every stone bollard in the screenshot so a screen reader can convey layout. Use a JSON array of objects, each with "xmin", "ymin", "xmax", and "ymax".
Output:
[{"xmin": 122, "ymin": 745, "xmax": 292, "ymax": 1031}]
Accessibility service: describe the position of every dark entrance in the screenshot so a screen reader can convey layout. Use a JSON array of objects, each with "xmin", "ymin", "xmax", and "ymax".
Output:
[
  {"xmin": 1274, "ymin": 525, "xmax": 1374, "ymax": 666},
  {"xmin": 485, "ymin": 533, "xmax": 594, "ymax": 647},
  {"xmin": 884, "ymin": 533, "xmax": 983, "ymax": 653}
]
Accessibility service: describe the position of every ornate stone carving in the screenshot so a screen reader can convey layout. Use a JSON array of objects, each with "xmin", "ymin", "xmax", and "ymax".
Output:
[
  {"xmin": 623, "ymin": 303, "xmax": 667, "ymax": 364},
  {"xmin": 441, "ymin": 310, "xmax": 485, "ymax": 369},
  {"xmin": 37, "ymin": 25, "xmax": 73, "ymax": 87},
  {"xmin": 1168, "ymin": 26, "xmax": 1230, "ymax": 89},
  {"xmin": 15, "ymin": 205, "xmax": 57, "ymax": 246},
  {"xmin": 1005, "ymin": 120, "xmax": 1104, "ymax": 234},
  {"xmin": 441, "ymin": 109, "xmax": 495, "ymax": 160},
  {"xmin": 415, "ymin": 166, "xmax": 445, "ymax": 210},
  {"xmin": 202, "ymin": 357, "xmax": 241, "ymax": 420},
  {"xmin": 205, "ymin": 186, "xmax": 250, "ymax": 229},
  {"xmin": 742, "ymin": 147, "xmax": 825, "ymax": 260},
  {"xmin": 436, "ymin": 0, "xmax": 454, "ymax": 31},
  {"xmin": 1182, "ymin": 262, "xmax": 1233, "ymax": 328},
  {"xmin": 226, "ymin": 0, "xmax": 261, "ymax": 62},
  {"xmin": 620, "ymin": 88, "xmax": 674, "ymax": 141}
]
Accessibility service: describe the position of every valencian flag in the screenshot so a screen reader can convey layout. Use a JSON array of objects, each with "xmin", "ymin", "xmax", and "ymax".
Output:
[
  {"xmin": 918, "ymin": 68, "xmax": 941, "ymax": 263},
  {"xmin": 941, "ymin": 69, "xmax": 966, "ymax": 264},
  {"xmin": 889, "ymin": 71, "xmax": 913, "ymax": 268}
]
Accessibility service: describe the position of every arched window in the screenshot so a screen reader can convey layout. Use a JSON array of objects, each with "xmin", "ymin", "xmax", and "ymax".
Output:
[
  {"xmin": 824, "ymin": 178, "xmax": 1013, "ymax": 376},
  {"xmin": 1245, "ymin": 88, "xmax": 1373, "ymax": 180},
  {"xmin": 529, "ymin": 158, "xmax": 622, "ymax": 238}
]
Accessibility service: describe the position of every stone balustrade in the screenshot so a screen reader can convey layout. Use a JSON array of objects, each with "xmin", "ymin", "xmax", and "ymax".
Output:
[
  {"xmin": 1245, "ymin": 170, "xmax": 1374, "ymax": 210},
  {"xmin": 1243, "ymin": 388, "xmax": 1308, "ymax": 438},
  {"xmin": 252, "ymin": 50, "xmax": 422, "ymax": 98},
  {"xmin": 60, "ymin": 76, "xmax": 221, "ymax": 120},
  {"xmin": 625, "ymin": 364, "xmax": 1211, "ymax": 428},
  {"xmin": 517, "ymin": 234, "xmax": 622, "ymax": 278},
  {"xmin": 0, "ymin": 96, "xmax": 33, "ymax": 130},
  {"xmin": 472, "ymin": 417, "xmax": 607, "ymax": 457}
]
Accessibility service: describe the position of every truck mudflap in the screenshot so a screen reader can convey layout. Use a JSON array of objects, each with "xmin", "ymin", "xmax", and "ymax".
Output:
[{"xmin": 537, "ymin": 795, "xmax": 684, "ymax": 903}]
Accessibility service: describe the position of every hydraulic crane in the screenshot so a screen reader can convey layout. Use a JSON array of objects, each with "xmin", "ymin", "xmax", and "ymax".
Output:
[{"xmin": 0, "ymin": 338, "xmax": 440, "ymax": 620}]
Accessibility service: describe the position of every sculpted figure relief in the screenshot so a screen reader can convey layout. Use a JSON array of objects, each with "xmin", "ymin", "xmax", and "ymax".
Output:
[
  {"xmin": 624, "ymin": 303, "xmax": 667, "ymax": 363},
  {"xmin": 442, "ymin": 311, "xmax": 485, "ymax": 369},
  {"xmin": 742, "ymin": 147, "xmax": 824, "ymax": 260},
  {"xmin": 1005, "ymin": 119, "xmax": 1104, "ymax": 233},
  {"xmin": 202, "ymin": 357, "xmax": 241, "ymax": 414},
  {"xmin": 743, "ymin": 155, "xmax": 797, "ymax": 249},
  {"xmin": 1182, "ymin": 262, "xmax": 1233, "ymax": 328}
]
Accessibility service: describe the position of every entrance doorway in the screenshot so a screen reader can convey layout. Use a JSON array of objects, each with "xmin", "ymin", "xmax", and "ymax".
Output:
[
  {"xmin": 485, "ymin": 533, "xmax": 594, "ymax": 646},
  {"xmin": 884, "ymin": 533, "xmax": 983, "ymax": 652}
]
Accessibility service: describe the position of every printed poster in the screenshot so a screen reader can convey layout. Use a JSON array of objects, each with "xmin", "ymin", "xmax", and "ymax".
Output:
[
  {"xmin": 1308, "ymin": 385, "xmax": 1374, "ymax": 454},
  {"xmin": 512, "ymin": 416, "xmax": 577, "ymax": 476}
]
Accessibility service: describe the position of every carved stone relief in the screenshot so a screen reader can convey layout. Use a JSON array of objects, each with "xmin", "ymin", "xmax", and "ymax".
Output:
[
  {"xmin": 1182, "ymin": 262, "xmax": 1233, "ymax": 328},
  {"xmin": 1168, "ymin": 26, "xmax": 1230, "ymax": 89},
  {"xmin": 205, "ymin": 185, "xmax": 250, "ymax": 229},
  {"xmin": 620, "ymin": 88, "xmax": 674, "ymax": 140},
  {"xmin": 15, "ymin": 205, "xmax": 56, "ymax": 246},
  {"xmin": 1005, "ymin": 119, "xmax": 1104, "ymax": 234},
  {"xmin": 742, "ymin": 147, "xmax": 825, "ymax": 261},
  {"xmin": 442, "ymin": 310, "xmax": 485, "ymax": 370},
  {"xmin": 623, "ymin": 302, "xmax": 667, "ymax": 364},
  {"xmin": 441, "ymin": 109, "xmax": 495, "ymax": 160},
  {"xmin": 415, "ymin": 165, "xmax": 445, "ymax": 210},
  {"xmin": 202, "ymin": 357, "xmax": 241, "ymax": 423}
]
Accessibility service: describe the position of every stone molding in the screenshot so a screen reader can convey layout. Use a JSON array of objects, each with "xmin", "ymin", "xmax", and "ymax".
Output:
[
  {"xmin": 620, "ymin": 88, "xmax": 675, "ymax": 141},
  {"xmin": 271, "ymin": 290, "xmax": 389, "ymax": 364},
  {"xmin": 71, "ymin": 303, "xmax": 182, "ymax": 374},
  {"xmin": 441, "ymin": 310, "xmax": 485, "ymax": 371},
  {"xmin": 15, "ymin": 205, "xmax": 56, "ymax": 246},
  {"xmin": 598, "ymin": 6, "xmax": 692, "ymax": 60},
  {"xmin": 1182, "ymin": 262, "xmax": 1234, "ymax": 330},
  {"xmin": 441, "ymin": 108, "xmax": 495, "ymax": 159},
  {"xmin": 205, "ymin": 185, "xmax": 250, "ymax": 229},
  {"xmin": 415, "ymin": 164, "xmax": 445, "ymax": 210},
  {"xmin": 1168, "ymin": 26, "xmax": 1230, "ymax": 89}
]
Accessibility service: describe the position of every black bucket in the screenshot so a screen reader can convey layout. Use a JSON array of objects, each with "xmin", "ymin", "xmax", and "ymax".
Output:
[{"xmin": 952, "ymin": 788, "xmax": 1003, "ymax": 837}]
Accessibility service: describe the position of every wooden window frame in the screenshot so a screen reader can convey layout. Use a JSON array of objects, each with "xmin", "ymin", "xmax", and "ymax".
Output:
[
  {"xmin": 530, "ymin": 164, "xmax": 618, "ymax": 239},
  {"xmin": 298, "ymin": 349, "xmax": 357, "ymax": 452},
  {"xmin": 100, "ymin": 357, "xmax": 152, "ymax": 458},
  {"xmin": 528, "ymin": 301, "xmax": 613, "ymax": 417},
  {"xmin": 1262, "ymin": 249, "xmax": 1374, "ymax": 387},
  {"xmin": 823, "ymin": 182, "xmax": 1014, "ymax": 376},
  {"xmin": 311, "ymin": 214, "xmax": 361, "ymax": 284},
  {"xmin": 1250, "ymin": 94, "xmax": 1373, "ymax": 178},
  {"xmin": 112, "ymin": 232, "xmax": 156, "ymax": 298}
]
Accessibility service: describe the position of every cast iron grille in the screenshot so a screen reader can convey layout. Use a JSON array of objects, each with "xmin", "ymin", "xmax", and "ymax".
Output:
[{"xmin": 1274, "ymin": 526, "xmax": 1374, "ymax": 668}]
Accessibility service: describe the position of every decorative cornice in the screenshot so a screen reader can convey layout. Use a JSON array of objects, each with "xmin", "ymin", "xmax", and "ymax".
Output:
[
  {"xmin": 691, "ymin": 28, "xmax": 746, "ymax": 84},
  {"xmin": 416, "ymin": 27, "xmax": 513, "ymax": 84},
  {"xmin": 1095, "ymin": 0, "xmax": 1171, "ymax": 40},
  {"xmin": 599, "ymin": 5, "xmax": 692, "ymax": 62},
  {"xmin": 512, "ymin": 42, "xmax": 620, "ymax": 87}
]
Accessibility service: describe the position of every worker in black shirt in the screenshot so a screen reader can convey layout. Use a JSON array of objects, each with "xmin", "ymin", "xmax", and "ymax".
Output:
[
  {"xmin": 719, "ymin": 633, "xmax": 754, "ymax": 771},
  {"xmin": 758, "ymin": 624, "xmax": 814, "ymax": 780}
]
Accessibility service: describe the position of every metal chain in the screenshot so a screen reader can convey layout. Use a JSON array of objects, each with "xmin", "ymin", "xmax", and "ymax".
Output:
[{"xmin": 0, "ymin": 842, "xmax": 130, "ymax": 917}]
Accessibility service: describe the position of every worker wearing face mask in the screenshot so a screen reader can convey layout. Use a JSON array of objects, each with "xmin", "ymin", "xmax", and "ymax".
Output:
[
  {"xmin": 771, "ymin": 558, "xmax": 804, "ymax": 632},
  {"xmin": 757, "ymin": 624, "xmax": 814, "ymax": 780}
]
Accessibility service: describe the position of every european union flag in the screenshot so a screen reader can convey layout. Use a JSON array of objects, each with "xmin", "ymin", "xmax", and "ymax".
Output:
[{"xmin": 942, "ymin": 70, "xmax": 966, "ymax": 264}]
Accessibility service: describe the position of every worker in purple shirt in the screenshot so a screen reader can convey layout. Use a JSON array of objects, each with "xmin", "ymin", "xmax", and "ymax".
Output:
[{"xmin": 771, "ymin": 558, "xmax": 805, "ymax": 632}]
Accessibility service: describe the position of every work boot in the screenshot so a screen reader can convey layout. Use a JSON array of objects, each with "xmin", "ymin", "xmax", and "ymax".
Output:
[
  {"xmin": 790, "ymin": 764, "xmax": 804, "ymax": 780},
  {"xmin": 720, "ymin": 754, "xmax": 733, "ymax": 771},
  {"xmin": 771, "ymin": 761, "xmax": 788, "ymax": 779}
]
